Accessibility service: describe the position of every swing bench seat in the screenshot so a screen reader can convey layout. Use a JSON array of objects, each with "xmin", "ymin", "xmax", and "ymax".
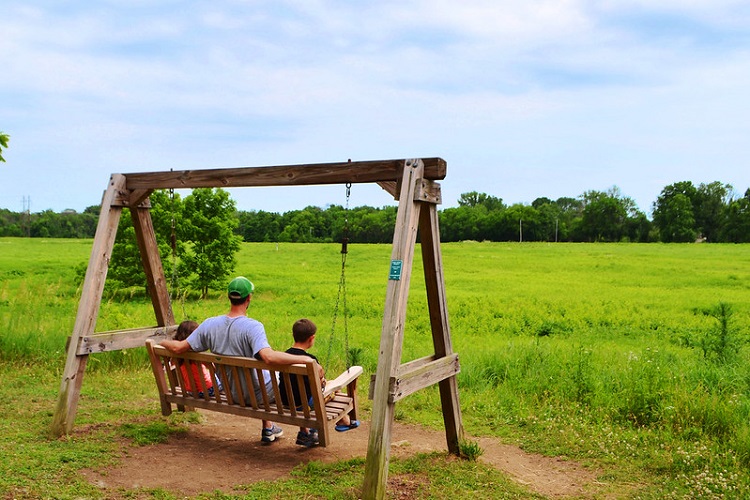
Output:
[{"xmin": 145, "ymin": 340, "xmax": 363, "ymax": 447}]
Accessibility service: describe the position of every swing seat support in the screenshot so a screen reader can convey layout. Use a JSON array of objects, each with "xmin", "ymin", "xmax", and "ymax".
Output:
[{"xmin": 146, "ymin": 340, "xmax": 363, "ymax": 447}]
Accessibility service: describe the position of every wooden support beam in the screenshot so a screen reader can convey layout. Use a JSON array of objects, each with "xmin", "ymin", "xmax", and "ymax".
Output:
[
  {"xmin": 128, "ymin": 188, "xmax": 153, "ymax": 207},
  {"xmin": 367, "ymin": 354, "xmax": 460, "ymax": 403},
  {"xmin": 376, "ymin": 181, "xmax": 398, "ymax": 199},
  {"xmin": 363, "ymin": 159, "xmax": 424, "ymax": 500},
  {"xmin": 391, "ymin": 354, "xmax": 459, "ymax": 403},
  {"xmin": 124, "ymin": 158, "xmax": 446, "ymax": 190},
  {"xmin": 76, "ymin": 325, "xmax": 178, "ymax": 355},
  {"xmin": 112, "ymin": 188, "xmax": 151, "ymax": 208},
  {"xmin": 414, "ymin": 179, "xmax": 442, "ymax": 204},
  {"xmin": 419, "ymin": 202, "xmax": 464, "ymax": 454},
  {"xmin": 131, "ymin": 205, "xmax": 174, "ymax": 327},
  {"xmin": 51, "ymin": 174, "xmax": 126, "ymax": 437}
]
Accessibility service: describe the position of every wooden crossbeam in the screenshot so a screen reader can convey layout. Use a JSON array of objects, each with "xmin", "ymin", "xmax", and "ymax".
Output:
[
  {"xmin": 392, "ymin": 354, "xmax": 459, "ymax": 402},
  {"xmin": 123, "ymin": 158, "xmax": 446, "ymax": 190},
  {"xmin": 76, "ymin": 325, "xmax": 177, "ymax": 355},
  {"xmin": 367, "ymin": 354, "xmax": 461, "ymax": 403}
]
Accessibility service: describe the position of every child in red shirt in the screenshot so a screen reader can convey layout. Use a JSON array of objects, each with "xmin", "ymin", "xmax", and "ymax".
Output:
[{"xmin": 174, "ymin": 320, "xmax": 215, "ymax": 397}]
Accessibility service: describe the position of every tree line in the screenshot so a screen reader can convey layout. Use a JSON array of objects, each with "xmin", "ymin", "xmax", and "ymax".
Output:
[{"xmin": 2, "ymin": 180, "xmax": 749, "ymax": 243}]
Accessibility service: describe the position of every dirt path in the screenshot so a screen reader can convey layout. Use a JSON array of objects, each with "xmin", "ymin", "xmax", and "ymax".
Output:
[{"xmin": 81, "ymin": 410, "xmax": 601, "ymax": 498}]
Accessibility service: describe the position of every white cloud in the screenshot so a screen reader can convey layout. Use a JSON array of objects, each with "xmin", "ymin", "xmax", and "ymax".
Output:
[{"xmin": 1, "ymin": 1, "xmax": 749, "ymax": 214}]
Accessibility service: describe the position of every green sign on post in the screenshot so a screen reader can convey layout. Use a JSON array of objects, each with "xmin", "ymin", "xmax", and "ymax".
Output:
[{"xmin": 389, "ymin": 260, "xmax": 403, "ymax": 280}]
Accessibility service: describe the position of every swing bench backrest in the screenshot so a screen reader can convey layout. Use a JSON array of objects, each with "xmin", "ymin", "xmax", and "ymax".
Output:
[{"xmin": 145, "ymin": 339, "xmax": 363, "ymax": 447}]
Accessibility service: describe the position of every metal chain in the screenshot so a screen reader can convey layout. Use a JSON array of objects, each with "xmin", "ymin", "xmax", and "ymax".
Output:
[
  {"xmin": 327, "ymin": 182, "xmax": 352, "ymax": 369},
  {"xmin": 168, "ymin": 182, "xmax": 187, "ymax": 320}
]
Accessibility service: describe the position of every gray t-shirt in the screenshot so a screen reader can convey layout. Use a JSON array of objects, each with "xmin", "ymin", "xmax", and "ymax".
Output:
[{"xmin": 187, "ymin": 315, "xmax": 274, "ymax": 404}]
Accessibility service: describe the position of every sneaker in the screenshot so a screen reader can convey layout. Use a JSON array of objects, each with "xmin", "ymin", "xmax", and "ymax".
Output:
[
  {"xmin": 295, "ymin": 430, "xmax": 319, "ymax": 448},
  {"xmin": 261, "ymin": 424, "xmax": 284, "ymax": 443}
]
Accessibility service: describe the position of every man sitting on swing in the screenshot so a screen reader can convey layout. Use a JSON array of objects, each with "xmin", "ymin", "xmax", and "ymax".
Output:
[{"xmin": 159, "ymin": 276, "xmax": 317, "ymax": 444}]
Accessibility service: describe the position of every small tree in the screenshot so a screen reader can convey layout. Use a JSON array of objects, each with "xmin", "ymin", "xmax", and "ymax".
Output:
[
  {"xmin": 0, "ymin": 132, "xmax": 9, "ymax": 162},
  {"xmin": 179, "ymin": 188, "xmax": 241, "ymax": 298},
  {"xmin": 108, "ymin": 190, "xmax": 182, "ymax": 292}
]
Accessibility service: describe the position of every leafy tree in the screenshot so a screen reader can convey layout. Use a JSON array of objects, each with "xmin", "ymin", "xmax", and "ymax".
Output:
[
  {"xmin": 349, "ymin": 206, "xmax": 397, "ymax": 243},
  {"xmin": 0, "ymin": 132, "xmax": 8, "ymax": 162},
  {"xmin": 577, "ymin": 189, "xmax": 628, "ymax": 242},
  {"xmin": 108, "ymin": 190, "xmax": 181, "ymax": 291},
  {"xmin": 652, "ymin": 182, "xmax": 698, "ymax": 242},
  {"xmin": 440, "ymin": 206, "xmax": 484, "ymax": 241},
  {"xmin": 0, "ymin": 208, "xmax": 24, "ymax": 236},
  {"xmin": 555, "ymin": 197, "xmax": 583, "ymax": 242},
  {"xmin": 458, "ymin": 191, "xmax": 504, "ymax": 211},
  {"xmin": 721, "ymin": 188, "xmax": 750, "ymax": 243},
  {"xmin": 624, "ymin": 211, "xmax": 652, "ymax": 243},
  {"xmin": 237, "ymin": 210, "xmax": 282, "ymax": 242},
  {"xmin": 695, "ymin": 181, "xmax": 732, "ymax": 241},
  {"xmin": 179, "ymin": 188, "xmax": 241, "ymax": 298},
  {"xmin": 279, "ymin": 206, "xmax": 329, "ymax": 242},
  {"xmin": 655, "ymin": 193, "xmax": 696, "ymax": 242}
]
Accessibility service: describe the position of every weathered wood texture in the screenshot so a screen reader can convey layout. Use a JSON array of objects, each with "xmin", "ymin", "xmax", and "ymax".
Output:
[
  {"xmin": 76, "ymin": 325, "xmax": 177, "ymax": 355},
  {"xmin": 124, "ymin": 158, "xmax": 446, "ymax": 190},
  {"xmin": 130, "ymin": 206, "xmax": 174, "ymax": 327},
  {"xmin": 419, "ymin": 203, "xmax": 464, "ymax": 454},
  {"xmin": 363, "ymin": 160, "xmax": 425, "ymax": 499},
  {"xmin": 51, "ymin": 174, "xmax": 126, "ymax": 437},
  {"xmin": 145, "ymin": 340, "xmax": 363, "ymax": 447},
  {"xmin": 367, "ymin": 354, "xmax": 460, "ymax": 403}
]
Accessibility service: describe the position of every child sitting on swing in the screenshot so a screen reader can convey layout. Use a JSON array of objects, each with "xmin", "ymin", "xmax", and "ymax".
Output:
[
  {"xmin": 279, "ymin": 318, "xmax": 359, "ymax": 447},
  {"xmin": 173, "ymin": 320, "xmax": 215, "ymax": 398}
]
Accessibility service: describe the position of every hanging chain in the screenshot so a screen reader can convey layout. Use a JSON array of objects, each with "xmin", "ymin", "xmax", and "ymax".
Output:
[
  {"xmin": 168, "ymin": 181, "xmax": 187, "ymax": 320},
  {"xmin": 169, "ymin": 186, "xmax": 178, "ymax": 296},
  {"xmin": 327, "ymin": 182, "xmax": 352, "ymax": 369}
]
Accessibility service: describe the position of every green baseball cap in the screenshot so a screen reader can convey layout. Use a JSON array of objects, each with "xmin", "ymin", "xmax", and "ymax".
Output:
[{"xmin": 228, "ymin": 276, "xmax": 254, "ymax": 299}]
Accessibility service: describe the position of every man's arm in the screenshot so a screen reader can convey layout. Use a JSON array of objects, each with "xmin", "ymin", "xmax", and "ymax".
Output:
[
  {"xmin": 159, "ymin": 339, "xmax": 192, "ymax": 354},
  {"xmin": 256, "ymin": 347, "xmax": 315, "ymax": 366}
]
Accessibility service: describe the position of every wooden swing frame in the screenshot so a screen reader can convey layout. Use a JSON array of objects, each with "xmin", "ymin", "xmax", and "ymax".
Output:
[{"xmin": 51, "ymin": 158, "xmax": 463, "ymax": 500}]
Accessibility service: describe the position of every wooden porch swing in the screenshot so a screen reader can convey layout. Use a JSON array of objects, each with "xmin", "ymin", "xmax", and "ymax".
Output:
[{"xmin": 51, "ymin": 158, "xmax": 463, "ymax": 500}]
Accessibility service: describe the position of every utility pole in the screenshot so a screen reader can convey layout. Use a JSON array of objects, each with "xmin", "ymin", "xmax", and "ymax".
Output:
[
  {"xmin": 555, "ymin": 218, "xmax": 558, "ymax": 243},
  {"xmin": 519, "ymin": 219, "xmax": 523, "ymax": 243}
]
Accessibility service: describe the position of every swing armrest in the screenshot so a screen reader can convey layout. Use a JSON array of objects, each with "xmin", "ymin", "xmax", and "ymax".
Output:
[{"xmin": 323, "ymin": 366, "xmax": 363, "ymax": 398}]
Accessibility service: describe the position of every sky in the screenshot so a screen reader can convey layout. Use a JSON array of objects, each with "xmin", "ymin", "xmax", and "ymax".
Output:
[{"xmin": 2, "ymin": 1, "xmax": 750, "ymax": 217}]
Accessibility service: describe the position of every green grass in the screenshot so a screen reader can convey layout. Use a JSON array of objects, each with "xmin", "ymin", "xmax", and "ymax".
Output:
[{"xmin": 2, "ymin": 238, "xmax": 750, "ymax": 498}]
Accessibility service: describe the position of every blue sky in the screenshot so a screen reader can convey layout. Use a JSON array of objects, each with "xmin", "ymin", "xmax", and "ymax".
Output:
[{"xmin": 2, "ymin": 1, "xmax": 749, "ymax": 216}]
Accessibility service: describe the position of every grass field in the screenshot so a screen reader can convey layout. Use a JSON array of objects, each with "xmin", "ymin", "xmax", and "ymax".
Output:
[{"xmin": 1, "ymin": 238, "xmax": 750, "ymax": 498}]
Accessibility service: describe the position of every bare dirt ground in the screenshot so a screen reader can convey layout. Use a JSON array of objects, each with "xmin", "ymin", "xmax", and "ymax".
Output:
[{"xmin": 81, "ymin": 410, "xmax": 604, "ymax": 498}]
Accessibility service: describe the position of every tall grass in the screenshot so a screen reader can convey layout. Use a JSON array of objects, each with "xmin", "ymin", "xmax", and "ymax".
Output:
[{"xmin": 3, "ymin": 238, "xmax": 750, "ymax": 496}]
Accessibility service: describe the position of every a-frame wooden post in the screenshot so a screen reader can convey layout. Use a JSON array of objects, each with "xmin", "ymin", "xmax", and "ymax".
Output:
[
  {"xmin": 363, "ymin": 160, "xmax": 463, "ymax": 499},
  {"xmin": 419, "ymin": 202, "xmax": 463, "ymax": 455},
  {"xmin": 51, "ymin": 175, "xmax": 127, "ymax": 436},
  {"xmin": 51, "ymin": 178, "xmax": 174, "ymax": 436}
]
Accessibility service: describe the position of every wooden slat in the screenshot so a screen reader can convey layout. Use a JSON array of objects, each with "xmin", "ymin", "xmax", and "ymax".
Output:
[
  {"xmin": 390, "ymin": 354, "xmax": 460, "ymax": 403},
  {"xmin": 124, "ymin": 158, "xmax": 446, "ymax": 190},
  {"xmin": 281, "ymin": 373, "xmax": 298, "ymax": 418},
  {"xmin": 145, "ymin": 339, "xmax": 172, "ymax": 416},
  {"xmin": 76, "ymin": 325, "xmax": 177, "ymax": 354}
]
